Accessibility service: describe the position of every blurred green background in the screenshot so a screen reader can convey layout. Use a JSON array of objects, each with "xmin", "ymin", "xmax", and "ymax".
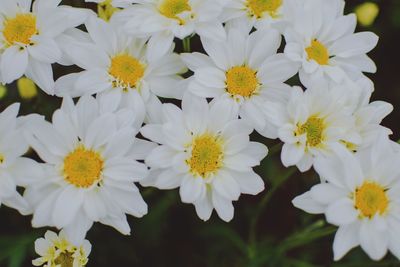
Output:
[{"xmin": 1, "ymin": 0, "xmax": 400, "ymax": 266}]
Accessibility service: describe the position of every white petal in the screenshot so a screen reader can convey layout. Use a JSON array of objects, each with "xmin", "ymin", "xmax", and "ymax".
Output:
[
  {"xmin": 212, "ymin": 171, "xmax": 241, "ymax": 200},
  {"xmin": 359, "ymin": 221, "xmax": 388, "ymax": 261},
  {"xmin": 25, "ymin": 59, "xmax": 55, "ymax": 95},
  {"xmin": 52, "ymin": 186, "xmax": 84, "ymax": 228},
  {"xmin": 333, "ymin": 223, "xmax": 360, "ymax": 261},
  {"xmin": 0, "ymin": 46, "xmax": 28, "ymax": 84},
  {"xmin": 211, "ymin": 190, "xmax": 234, "ymax": 222},
  {"xmin": 292, "ymin": 191, "xmax": 326, "ymax": 214},
  {"xmin": 330, "ymin": 32, "xmax": 379, "ymax": 58},
  {"xmin": 179, "ymin": 175, "xmax": 205, "ymax": 203},
  {"xmin": 326, "ymin": 198, "xmax": 358, "ymax": 226}
]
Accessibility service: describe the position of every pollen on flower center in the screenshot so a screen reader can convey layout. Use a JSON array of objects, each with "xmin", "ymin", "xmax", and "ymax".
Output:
[
  {"xmin": 186, "ymin": 134, "xmax": 223, "ymax": 178},
  {"xmin": 54, "ymin": 251, "xmax": 74, "ymax": 267},
  {"xmin": 355, "ymin": 182, "xmax": 389, "ymax": 218},
  {"xmin": 158, "ymin": 0, "xmax": 192, "ymax": 23},
  {"xmin": 63, "ymin": 146, "xmax": 104, "ymax": 188},
  {"xmin": 3, "ymin": 13, "xmax": 38, "ymax": 45},
  {"xmin": 296, "ymin": 116, "xmax": 325, "ymax": 147},
  {"xmin": 226, "ymin": 66, "xmax": 259, "ymax": 97},
  {"xmin": 246, "ymin": 0, "xmax": 283, "ymax": 19},
  {"xmin": 109, "ymin": 54, "xmax": 145, "ymax": 89},
  {"xmin": 306, "ymin": 39, "xmax": 330, "ymax": 65}
]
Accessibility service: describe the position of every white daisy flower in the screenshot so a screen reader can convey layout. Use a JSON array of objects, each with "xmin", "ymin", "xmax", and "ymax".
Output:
[
  {"xmin": 0, "ymin": 103, "xmax": 43, "ymax": 215},
  {"xmin": 55, "ymin": 16, "xmax": 187, "ymax": 115},
  {"xmin": 284, "ymin": 0, "xmax": 379, "ymax": 88},
  {"xmin": 118, "ymin": 0, "xmax": 227, "ymax": 60},
  {"xmin": 140, "ymin": 93, "xmax": 268, "ymax": 222},
  {"xmin": 220, "ymin": 0, "xmax": 300, "ymax": 32},
  {"xmin": 24, "ymin": 95, "xmax": 156, "ymax": 243},
  {"xmin": 182, "ymin": 27, "xmax": 298, "ymax": 138},
  {"xmin": 0, "ymin": 0, "xmax": 88, "ymax": 94},
  {"xmin": 33, "ymin": 230, "xmax": 91, "ymax": 267},
  {"xmin": 293, "ymin": 136, "xmax": 400, "ymax": 261},
  {"xmin": 265, "ymin": 86, "xmax": 361, "ymax": 172}
]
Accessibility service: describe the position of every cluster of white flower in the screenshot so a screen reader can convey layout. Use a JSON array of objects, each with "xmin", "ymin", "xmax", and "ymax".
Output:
[{"xmin": 0, "ymin": 0, "xmax": 396, "ymax": 264}]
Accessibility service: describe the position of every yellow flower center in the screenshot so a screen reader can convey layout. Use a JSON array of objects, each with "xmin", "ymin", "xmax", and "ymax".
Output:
[
  {"xmin": 158, "ymin": 0, "xmax": 192, "ymax": 24},
  {"xmin": 0, "ymin": 154, "xmax": 4, "ymax": 164},
  {"xmin": 246, "ymin": 0, "xmax": 282, "ymax": 19},
  {"xmin": 226, "ymin": 66, "xmax": 259, "ymax": 98},
  {"xmin": 296, "ymin": 117, "xmax": 325, "ymax": 147},
  {"xmin": 63, "ymin": 146, "xmax": 104, "ymax": 188},
  {"xmin": 54, "ymin": 251, "xmax": 74, "ymax": 267},
  {"xmin": 355, "ymin": 182, "xmax": 389, "ymax": 218},
  {"xmin": 109, "ymin": 54, "xmax": 145, "ymax": 90},
  {"xmin": 306, "ymin": 39, "xmax": 330, "ymax": 65},
  {"xmin": 3, "ymin": 14, "xmax": 38, "ymax": 45},
  {"xmin": 186, "ymin": 134, "xmax": 223, "ymax": 178}
]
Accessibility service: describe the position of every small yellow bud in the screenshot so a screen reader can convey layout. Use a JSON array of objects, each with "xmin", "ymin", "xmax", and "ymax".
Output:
[
  {"xmin": 355, "ymin": 2, "xmax": 379, "ymax": 27},
  {"xmin": 17, "ymin": 77, "xmax": 38, "ymax": 100},
  {"xmin": 0, "ymin": 85, "xmax": 7, "ymax": 99}
]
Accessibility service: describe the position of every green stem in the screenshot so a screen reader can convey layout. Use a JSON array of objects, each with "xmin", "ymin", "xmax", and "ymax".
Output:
[
  {"xmin": 268, "ymin": 142, "xmax": 283, "ymax": 157},
  {"xmin": 183, "ymin": 37, "xmax": 191, "ymax": 53},
  {"xmin": 248, "ymin": 167, "xmax": 297, "ymax": 249}
]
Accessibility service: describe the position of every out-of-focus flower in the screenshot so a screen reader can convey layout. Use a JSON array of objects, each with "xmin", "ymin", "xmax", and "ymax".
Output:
[
  {"xmin": 17, "ymin": 77, "xmax": 38, "ymax": 100},
  {"xmin": 32, "ymin": 230, "xmax": 91, "ymax": 267},
  {"xmin": 141, "ymin": 93, "xmax": 267, "ymax": 222},
  {"xmin": 24, "ymin": 95, "xmax": 155, "ymax": 244},
  {"xmin": 182, "ymin": 27, "xmax": 298, "ymax": 138},
  {"xmin": 355, "ymin": 2, "xmax": 379, "ymax": 27},
  {"xmin": 293, "ymin": 135, "xmax": 400, "ymax": 261},
  {"xmin": 284, "ymin": 0, "xmax": 378, "ymax": 88},
  {"xmin": 0, "ymin": 0, "xmax": 88, "ymax": 94}
]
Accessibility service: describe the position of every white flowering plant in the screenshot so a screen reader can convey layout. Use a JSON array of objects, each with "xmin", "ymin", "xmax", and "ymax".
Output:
[{"xmin": 0, "ymin": 0, "xmax": 398, "ymax": 266}]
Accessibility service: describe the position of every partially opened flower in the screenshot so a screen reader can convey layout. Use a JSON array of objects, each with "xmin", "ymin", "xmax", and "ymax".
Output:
[
  {"xmin": 284, "ymin": 0, "xmax": 378, "ymax": 87},
  {"xmin": 118, "ymin": 0, "xmax": 227, "ymax": 59},
  {"xmin": 0, "ymin": 103, "xmax": 42, "ymax": 215},
  {"xmin": 33, "ymin": 230, "xmax": 91, "ymax": 267},
  {"xmin": 0, "ymin": 0, "xmax": 88, "ymax": 94},
  {"xmin": 293, "ymin": 136, "xmax": 400, "ymax": 261},
  {"xmin": 55, "ymin": 16, "xmax": 187, "ymax": 115},
  {"xmin": 182, "ymin": 27, "xmax": 298, "ymax": 138},
  {"xmin": 141, "ymin": 93, "xmax": 267, "ymax": 222},
  {"xmin": 24, "ymin": 96, "xmax": 155, "ymax": 243},
  {"xmin": 265, "ymin": 86, "xmax": 361, "ymax": 172}
]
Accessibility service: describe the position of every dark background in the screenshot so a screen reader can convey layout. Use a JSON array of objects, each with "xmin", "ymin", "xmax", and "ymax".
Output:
[{"xmin": 0, "ymin": 0, "xmax": 399, "ymax": 266}]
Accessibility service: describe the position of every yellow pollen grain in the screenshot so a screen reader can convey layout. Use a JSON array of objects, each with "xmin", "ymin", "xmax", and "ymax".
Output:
[
  {"xmin": 158, "ymin": 0, "xmax": 191, "ymax": 24},
  {"xmin": 226, "ymin": 66, "xmax": 259, "ymax": 98},
  {"xmin": 306, "ymin": 39, "xmax": 330, "ymax": 65},
  {"xmin": 109, "ymin": 54, "xmax": 145, "ymax": 89},
  {"xmin": 3, "ymin": 14, "xmax": 38, "ymax": 45},
  {"xmin": 296, "ymin": 116, "xmax": 325, "ymax": 147},
  {"xmin": 63, "ymin": 146, "xmax": 104, "ymax": 188},
  {"xmin": 355, "ymin": 182, "xmax": 389, "ymax": 218},
  {"xmin": 54, "ymin": 251, "xmax": 74, "ymax": 267},
  {"xmin": 187, "ymin": 134, "xmax": 223, "ymax": 178},
  {"xmin": 246, "ymin": 0, "xmax": 282, "ymax": 19}
]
